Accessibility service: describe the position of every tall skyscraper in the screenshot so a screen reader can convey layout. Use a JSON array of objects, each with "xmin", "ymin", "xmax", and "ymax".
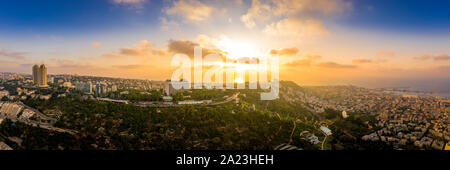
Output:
[
  {"xmin": 32, "ymin": 65, "xmax": 39, "ymax": 85},
  {"xmin": 39, "ymin": 64, "xmax": 48, "ymax": 87},
  {"xmin": 32, "ymin": 64, "xmax": 48, "ymax": 87}
]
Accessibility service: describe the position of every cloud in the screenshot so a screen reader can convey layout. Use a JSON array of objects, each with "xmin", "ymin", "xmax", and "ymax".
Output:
[
  {"xmin": 112, "ymin": 64, "xmax": 145, "ymax": 69},
  {"xmin": 166, "ymin": 0, "xmax": 214, "ymax": 22},
  {"xmin": 353, "ymin": 58, "xmax": 388, "ymax": 64},
  {"xmin": 263, "ymin": 18, "xmax": 329, "ymax": 37},
  {"xmin": 115, "ymin": 40, "xmax": 168, "ymax": 57},
  {"xmin": 270, "ymin": 47, "xmax": 299, "ymax": 56},
  {"xmin": 352, "ymin": 59, "xmax": 372, "ymax": 63},
  {"xmin": 160, "ymin": 17, "xmax": 180, "ymax": 31},
  {"xmin": 305, "ymin": 55, "xmax": 322, "ymax": 60},
  {"xmin": 91, "ymin": 42, "xmax": 101, "ymax": 48},
  {"xmin": 241, "ymin": 0, "xmax": 352, "ymax": 29},
  {"xmin": 284, "ymin": 59, "xmax": 311, "ymax": 67},
  {"xmin": 414, "ymin": 54, "xmax": 450, "ymax": 61},
  {"xmin": 168, "ymin": 40, "xmax": 200, "ymax": 55},
  {"xmin": 113, "ymin": 0, "xmax": 146, "ymax": 3},
  {"xmin": 111, "ymin": 0, "xmax": 146, "ymax": 9},
  {"xmin": 316, "ymin": 61, "xmax": 357, "ymax": 69},
  {"xmin": 167, "ymin": 39, "xmax": 225, "ymax": 58},
  {"xmin": 101, "ymin": 40, "xmax": 169, "ymax": 62},
  {"xmin": 272, "ymin": 0, "xmax": 352, "ymax": 16},
  {"xmin": 0, "ymin": 49, "xmax": 27, "ymax": 60},
  {"xmin": 20, "ymin": 64, "xmax": 33, "ymax": 68},
  {"xmin": 414, "ymin": 55, "xmax": 431, "ymax": 60},
  {"xmin": 240, "ymin": 0, "xmax": 272, "ymax": 28},
  {"xmin": 434, "ymin": 55, "xmax": 450, "ymax": 61},
  {"xmin": 377, "ymin": 50, "xmax": 395, "ymax": 57}
]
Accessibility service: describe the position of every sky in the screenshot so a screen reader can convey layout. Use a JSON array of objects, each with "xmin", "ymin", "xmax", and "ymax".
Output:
[{"xmin": 0, "ymin": 0, "xmax": 449, "ymax": 93}]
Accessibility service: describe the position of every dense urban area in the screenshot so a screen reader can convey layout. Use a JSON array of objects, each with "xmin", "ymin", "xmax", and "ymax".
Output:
[{"xmin": 0, "ymin": 71, "xmax": 448, "ymax": 150}]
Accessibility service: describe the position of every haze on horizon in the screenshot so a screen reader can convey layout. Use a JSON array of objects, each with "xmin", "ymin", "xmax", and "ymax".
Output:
[{"xmin": 0, "ymin": 0, "xmax": 449, "ymax": 93}]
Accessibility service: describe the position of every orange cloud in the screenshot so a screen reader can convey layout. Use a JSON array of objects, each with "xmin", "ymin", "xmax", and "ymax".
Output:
[
  {"xmin": 317, "ymin": 61, "xmax": 357, "ymax": 69},
  {"xmin": 414, "ymin": 54, "xmax": 450, "ymax": 61},
  {"xmin": 352, "ymin": 59, "xmax": 372, "ymax": 63},
  {"xmin": 112, "ymin": 40, "xmax": 168, "ymax": 58},
  {"xmin": 270, "ymin": 47, "xmax": 299, "ymax": 56},
  {"xmin": 377, "ymin": 50, "xmax": 395, "ymax": 57},
  {"xmin": 112, "ymin": 64, "xmax": 145, "ymax": 69},
  {"xmin": 91, "ymin": 42, "xmax": 101, "ymax": 48},
  {"xmin": 305, "ymin": 55, "xmax": 322, "ymax": 60},
  {"xmin": 284, "ymin": 59, "xmax": 311, "ymax": 67},
  {"xmin": 434, "ymin": 54, "xmax": 450, "ymax": 61},
  {"xmin": 414, "ymin": 55, "xmax": 431, "ymax": 60},
  {"xmin": 353, "ymin": 58, "xmax": 388, "ymax": 64}
]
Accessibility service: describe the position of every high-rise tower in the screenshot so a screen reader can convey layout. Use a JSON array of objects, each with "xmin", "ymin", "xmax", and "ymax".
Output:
[
  {"xmin": 32, "ymin": 65, "xmax": 39, "ymax": 85},
  {"xmin": 32, "ymin": 64, "xmax": 48, "ymax": 87},
  {"xmin": 39, "ymin": 64, "xmax": 48, "ymax": 87}
]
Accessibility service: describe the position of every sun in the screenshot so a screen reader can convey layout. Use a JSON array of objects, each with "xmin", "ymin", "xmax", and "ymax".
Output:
[
  {"xmin": 216, "ymin": 36, "xmax": 259, "ymax": 59},
  {"xmin": 234, "ymin": 77, "xmax": 244, "ymax": 84}
]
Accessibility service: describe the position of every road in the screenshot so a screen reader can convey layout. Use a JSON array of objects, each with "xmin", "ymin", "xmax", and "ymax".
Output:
[
  {"xmin": 0, "ymin": 115, "xmax": 77, "ymax": 135},
  {"xmin": 18, "ymin": 102, "xmax": 57, "ymax": 123}
]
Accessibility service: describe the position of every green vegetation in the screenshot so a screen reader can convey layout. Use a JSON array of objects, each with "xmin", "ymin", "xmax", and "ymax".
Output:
[
  {"xmin": 106, "ymin": 89, "xmax": 162, "ymax": 102},
  {"xmin": 0, "ymin": 81, "xmax": 392, "ymax": 150}
]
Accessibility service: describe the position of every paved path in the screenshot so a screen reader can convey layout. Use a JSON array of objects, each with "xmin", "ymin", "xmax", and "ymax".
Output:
[{"xmin": 18, "ymin": 102, "xmax": 57, "ymax": 123}]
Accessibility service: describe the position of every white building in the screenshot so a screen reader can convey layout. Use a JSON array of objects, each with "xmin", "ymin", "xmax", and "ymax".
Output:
[
  {"xmin": 95, "ymin": 83, "xmax": 107, "ymax": 94},
  {"xmin": 0, "ymin": 103, "xmax": 23, "ymax": 117},
  {"xmin": 20, "ymin": 109, "xmax": 35, "ymax": 119},
  {"xmin": 320, "ymin": 126, "xmax": 332, "ymax": 136},
  {"xmin": 342, "ymin": 110, "xmax": 348, "ymax": 118}
]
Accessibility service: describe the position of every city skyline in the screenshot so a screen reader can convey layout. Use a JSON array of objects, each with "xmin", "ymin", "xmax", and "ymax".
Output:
[{"xmin": 0, "ymin": 0, "xmax": 449, "ymax": 93}]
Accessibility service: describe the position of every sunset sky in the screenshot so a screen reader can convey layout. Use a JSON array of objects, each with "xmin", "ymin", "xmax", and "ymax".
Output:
[{"xmin": 0, "ymin": 0, "xmax": 449, "ymax": 92}]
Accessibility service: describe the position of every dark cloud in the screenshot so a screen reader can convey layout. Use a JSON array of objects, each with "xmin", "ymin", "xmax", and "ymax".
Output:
[
  {"xmin": 168, "ymin": 40, "xmax": 200, "ymax": 55},
  {"xmin": 317, "ymin": 61, "xmax": 357, "ymax": 69},
  {"xmin": 167, "ymin": 39, "xmax": 226, "ymax": 58}
]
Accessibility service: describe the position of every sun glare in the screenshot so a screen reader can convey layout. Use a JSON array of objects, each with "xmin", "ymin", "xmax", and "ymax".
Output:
[
  {"xmin": 216, "ymin": 36, "xmax": 258, "ymax": 59},
  {"xmin": 234, "ymin": 77, "xmax": 244, "ymax": 84}
]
